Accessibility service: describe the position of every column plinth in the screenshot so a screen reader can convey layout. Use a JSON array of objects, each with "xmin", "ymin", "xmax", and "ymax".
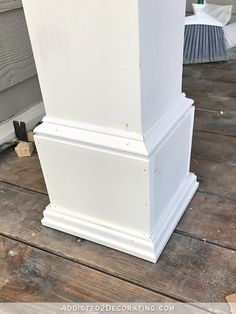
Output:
[{"xmin": 23, "ymin": 0, "xmax": 198, "ymax": 262}]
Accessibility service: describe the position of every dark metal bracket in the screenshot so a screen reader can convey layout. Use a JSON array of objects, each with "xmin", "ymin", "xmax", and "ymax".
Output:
[{"xmin": 13, "ymin": 121, "xmax": 27, "ymax": 141}]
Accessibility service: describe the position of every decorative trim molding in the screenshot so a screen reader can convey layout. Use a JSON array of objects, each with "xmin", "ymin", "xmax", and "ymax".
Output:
[
  {"xmin": 42, "ymin": 173, "xmax": 198, "ymax": 262},
  {"xmin": 144, "ymin": 94, "xmax": 194, "ymax": 154},
  {"xmin": 35, "ymin": 96, "xmax": 198, "ymax": 263},
  {"xmin": 35, "ymin": 94, "xmax": 193, "ymax": 159},
  {"xmin": 152, "ymin": 174, "xmax": 199, "ymax": 260}
]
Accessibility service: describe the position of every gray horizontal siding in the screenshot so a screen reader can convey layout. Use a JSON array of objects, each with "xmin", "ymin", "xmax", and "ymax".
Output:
[
  {"xmin": 0, "ymin": 0, "xmax": 22, "ymax": 13},
  {"xmin": 0, "ymin": 75, "xmax": 42, "ymax": 123},
  {"xmin": 0, "ymin": 0, "xmax": 42, "ymax": 127},
  {"xmin": 0, "ymin": 8, "xmax": 36, "ymax": 92}
]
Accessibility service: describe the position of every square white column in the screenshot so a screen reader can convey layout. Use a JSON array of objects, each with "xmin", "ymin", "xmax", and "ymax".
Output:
[{"xmin": 23, "ymin": 0, "xmax": 198, "ymax": 262}]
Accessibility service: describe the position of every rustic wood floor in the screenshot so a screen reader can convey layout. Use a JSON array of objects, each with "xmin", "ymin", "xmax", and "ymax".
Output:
[{"xmin": 0, "ymin": 62, "xmax": 235, "ymax": 311}]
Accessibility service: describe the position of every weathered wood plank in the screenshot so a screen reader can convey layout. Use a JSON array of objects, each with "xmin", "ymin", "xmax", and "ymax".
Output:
[
  {"xmin": 0, "ymin": 149, "xmax": 47, "ymax": 194},
  {"xmin": 230, "ymin": 47, "xmax": 236, "ymax": 61},
  {"xmin": 192, "ymin": 131, "xmax": 236, "ymax": 165},
  {"xmin": 186, "ymin": 91, "xmax": 236, "ymax": 136},
  {"xmin": 0, "ymin": 235, "xmax": 173, "ymax": 303},
  {"xmin": 183, "ymin": 78, "xmax": 236, "ymax": 98},
  {"xmin": 185, "ymin": 60, "xmax": 236, "ymax": 71},
  {"xmin": 184, "ymin": 63, "xmax": 236, "ymax": 83},
  {"xmin": 0, "ymin": 0, "xmax": 22, "ymax": 13},
  {"xmin": 191, "ymin": 158, "xmax": 236, "ymax": 200},
  {"xmin": 0, "ymin": 76, "xmax": 42, "ymax": 123},
  {"xmin": 0, "ymin": 182, "xmax": 235, "ymax": 308},
  {"xmin": 194, "ymin": 109, "xmax": 236, "ymax": 136},
  {"xmin": 190, "ymin": 93, "xmax": 236, "ymax": 113},
  {"xmin": 177, "ymin": 191, "xmax": 236, "ymax": 250},
  {"xmin": 0, "ymin": 8, "xmax": 36, "ymax": 92}
]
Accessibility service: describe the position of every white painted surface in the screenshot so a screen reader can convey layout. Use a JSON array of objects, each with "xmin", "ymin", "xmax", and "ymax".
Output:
[
  {"xmin": 139, "ymin": 0, "xmax": 186, "ymax": 132},
  {"xmin": 23, "ymin": 0, "xmax": 198, "ymax": 262},
  {"xmin": 0, "ymin": 102, "xmax": 44, "ymax": 145},
  {"xmin": 35, "ymin": 96, "xmax": 198, "ymax": 262},
  {"xmin": 23, "ymin": 0, "xmax": 142, "ymax": 134},
  {"xmin": 42, "ymin": 172, "xmax": 198, "ymax": 263},
  {"xmin": 35, "ymin": 132, "xmax": 150, "ymax": 235}
]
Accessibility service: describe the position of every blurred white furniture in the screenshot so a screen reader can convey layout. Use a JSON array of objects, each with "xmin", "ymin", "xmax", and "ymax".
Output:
[{"xmin": 23, "ymin": 0, "xmax": 198, "ymax": 262}]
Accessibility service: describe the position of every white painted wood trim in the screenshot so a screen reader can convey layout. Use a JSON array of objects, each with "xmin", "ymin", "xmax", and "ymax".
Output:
[
  {"xmin": 152, "ymin": 174, "xmax": 199, "ymax": 260},
  {"xmin": 35, "ymin": 93, "xmax": 193, "ymax": 158},
  {"xmin": 0, "ymin": 101, "xmax": 45, "ymax": 145},
  {"xmin": 36, "ymin": 99, "xmax": 198, "ymax": 262},
  {"xmin": 42, "ymin": 174, "xmax": 198, "ymax": 263},
  {"xmin": 24, "ymin": 0, "xmax": 198, "ymax": 262}
]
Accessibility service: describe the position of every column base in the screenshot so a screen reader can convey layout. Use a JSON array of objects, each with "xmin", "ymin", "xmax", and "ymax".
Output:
[
  {"xmin": 35, "ymin": 94, "xmax": 198, "ymax": 263},
  {"xmin": 42, "ymin": 174, "xmax": 198, "ymax": 263}
]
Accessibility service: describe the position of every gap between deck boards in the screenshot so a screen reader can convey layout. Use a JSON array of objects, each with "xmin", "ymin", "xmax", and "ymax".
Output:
[
  {"xmin": 0, "ymin": 60, "xmax": 236, "ymax": 305},
  {"xmin": 0, "ymin": 180, "xmax": 235, "ymax": 308}
]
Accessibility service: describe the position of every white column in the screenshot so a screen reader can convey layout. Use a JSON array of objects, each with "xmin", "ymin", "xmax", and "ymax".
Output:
[{"xmin": 23, "ymin": 0, "xmax": 198, "ymax": 262}]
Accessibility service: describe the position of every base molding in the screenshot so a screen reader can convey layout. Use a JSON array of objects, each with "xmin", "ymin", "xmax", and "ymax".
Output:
[
  {"xmin": 42, "ymin": 174, "xmax": 198, "ymax": 262},
  {"xmin": 35, "ymin": 95, "xmax": 198, "ymax": 263}
]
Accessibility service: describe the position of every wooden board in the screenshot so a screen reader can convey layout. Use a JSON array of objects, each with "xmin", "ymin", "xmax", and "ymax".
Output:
[
  {"xmin": 194, "ymin": 109, "xmax": 236, "ymax": 136},
  {"xmin": 0, "ymin": 235, "xmax": 174, "ymax": 303},
  {"xmin": 177, "ymin": 191, "xmax": 236, "ymax": 250},
  {"xmin": 230, "ymin": 48, "xmax": 236, "ymax": 61},
  {"xmin": 0, "ymin": 0, "xmax": 22, "ymax": 13},
  {"xmin": 192, "ymin": 93, "xmax": 236, "ymax": 115},
  {"xmin": 192, "ymin": 131, "xmax": 236, "ymax": 165},
  {"xmin": 0, "ymin": 8, "xmax": 36, "ymax": 93},
  {"xmin": 0, "ymin": 149, "xmax": 47, "ymax": 194},
  {"xmin": 184, "ymin": 63, "xmax": 236, "ymax": 83},
  {"xmin": 187, "ymin": 91, "xmax": 236, "ymax": 136},
  {"xmin": 191, "ymin": 158, "xmax": 236, "ymax": 200},
  {"xmin": 0, "ymin": 182, "xmax": 235, "ymax": 309},
  {"xmin": 183, "ymin": 78, "xmax": 236, "ymax": 98},
  {"xmin": 0, "ymin": 58, "xmax": 235, "ymax": 307}
]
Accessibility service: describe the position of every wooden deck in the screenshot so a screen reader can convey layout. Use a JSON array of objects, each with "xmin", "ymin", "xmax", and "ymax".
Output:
[{"xmin": 0, "ymin": 61, "xmax": 235, "ymax": 311}]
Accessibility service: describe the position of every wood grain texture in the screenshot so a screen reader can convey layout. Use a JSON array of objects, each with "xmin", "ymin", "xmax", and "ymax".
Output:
[
  {"xmin": 0, "ymin": 181, "xmax": 235, "ymax": 308},
  {"xmin": 185, "ymin": 82, "xmax": 236, "ymax": 136},
  {"xmin": 192, "ymin": 131, "xmax": 236, "ymax": 165},
  {"xmin": 177, "ymin": 191, "xmax": 236, "ymax": 250},
  {"xmin": 190, "ymin": 93, "xmax": 236, "ymax": 113},
  {"xmin": 0, "ymin": 8, "xmax": 36, "ymax": 93},
  {"xmin": 0, "ymin": 235, "xmax": 173, "ymax": 303},
  {"xmin": 230, "ymin": 47, "xmax": 236, "ymax": 61},
  {"xmin": 184, "ymin": 62, "xmax": 236, "ymax": 83},
  {"xmin": 194, "ymin": 109, "xmax": 236, "ymax": 136},
  {"xmin": 191, "ymin": 158, "xmax": 236, "ymax": 200},
  {"xmin": 0, "ymin": 76, "xmax": 42, "ymax": 123},
  {"xmin": 0, "ymin": 31, "xmax": 235, "ymax": 307},
  {"xmin": 0, "ymin": 0, "xmax": 22, "ymax": 13},
  {"xmin": 183, "ymin": 78, "xmax": 236, "ymax": 98},
  {"xmin": 0, "ymin": 149, "xmax": 47, "ymax": 194}
]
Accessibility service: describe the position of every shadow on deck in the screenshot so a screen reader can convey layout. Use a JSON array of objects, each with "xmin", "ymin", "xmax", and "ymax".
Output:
[{"xmin": 0, "ymin": 61, "xmax": 235, "ymax": 312}]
